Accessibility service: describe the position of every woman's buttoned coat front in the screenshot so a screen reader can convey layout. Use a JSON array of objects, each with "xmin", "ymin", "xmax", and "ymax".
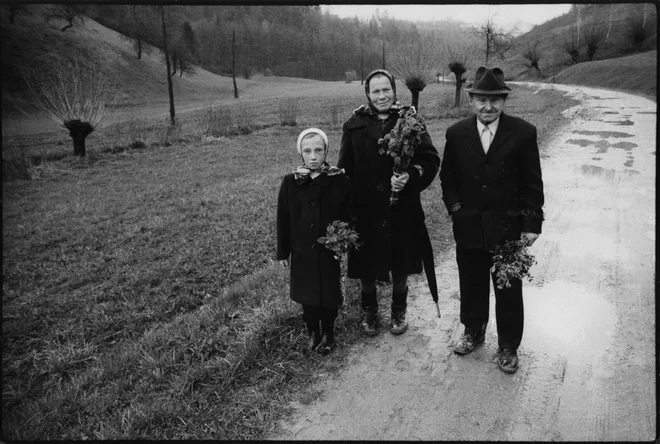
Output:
[
  {"xmin": 276, "ymin": 172, "xmax": 352, "ymax": 309},
  {"xmin": 338, "ymin": 108, "xmax": 440, "ymax": 281}
]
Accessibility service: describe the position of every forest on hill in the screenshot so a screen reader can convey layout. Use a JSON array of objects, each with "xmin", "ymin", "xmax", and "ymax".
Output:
[
  {"xmin": 84, "ymin": 4, "xmax": 656, "ymax": 81},
  {"xmin": 83, "ymin": 4, "xmax": 463, "ymax": 81}
]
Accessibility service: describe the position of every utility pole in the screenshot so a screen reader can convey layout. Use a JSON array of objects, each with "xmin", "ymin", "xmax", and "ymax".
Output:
[
  {"xmin": 160, "ymin": 5, "xmax": 175, "ymax": 125},
  {"xmin": 360, "ymin": 46, "xmax": 364, "ymax": 85},
  {"xmin": 232, "ymin": 29, "xmax": 238, "ymax": 98}
]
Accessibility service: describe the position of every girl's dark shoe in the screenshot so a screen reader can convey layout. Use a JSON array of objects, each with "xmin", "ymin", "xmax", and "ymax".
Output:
[
  {"xmin": 306, "ymin": 323, "xmax": 322, "ymax": 352},
  {"xmin": 317, "ymin": 319, "xmax": 336, "ymax": 354},
  {"xmin": 317, "ymin": 333, "xmax": 335, "ymax": 355}
]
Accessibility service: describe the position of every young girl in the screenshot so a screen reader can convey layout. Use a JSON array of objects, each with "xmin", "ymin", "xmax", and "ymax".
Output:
[{"xmin": 276, "ymin": 128, "xmax": 352, "ymax": 354}]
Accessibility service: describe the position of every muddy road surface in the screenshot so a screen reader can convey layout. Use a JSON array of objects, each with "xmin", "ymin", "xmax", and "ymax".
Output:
[{"xmin": 273, "ymin": 84, "xmax": 656, "ymax": 441}]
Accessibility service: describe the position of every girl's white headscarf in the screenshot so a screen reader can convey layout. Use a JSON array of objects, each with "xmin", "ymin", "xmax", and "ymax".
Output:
[
  {"xmin": 293, "ymin": 127, "xmax": 344, "ymax": 181},
  {"xmin": 296, "ymin": 127, "xmax": 329, "ymax": 156}
]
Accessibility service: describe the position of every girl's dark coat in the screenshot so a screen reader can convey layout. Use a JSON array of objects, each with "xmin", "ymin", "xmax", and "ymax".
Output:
[
  {"xmin": 277, "ymin": 172, "xmax": 352, "ymax": 309},
  {"xmin": 338, "ymin": 108, "xmax": 440, "ymax": 281}
]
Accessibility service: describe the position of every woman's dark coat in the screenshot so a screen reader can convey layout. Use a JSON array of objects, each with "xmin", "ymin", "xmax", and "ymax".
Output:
[
  {"xmin": 338, "ymin": 107, "xmax": 440, "ymax": 281},
  {"xmin": 439, "ymin": 112, "xmax": 544, "ymax": 252},
  {"xmin": 277, "ymin": 172, "xmax": 352, "ymax": 309}
]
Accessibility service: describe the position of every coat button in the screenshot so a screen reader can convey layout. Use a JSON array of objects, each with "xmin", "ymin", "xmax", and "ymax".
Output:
[
  {"xmin": 310, "ymin": 222, "xmax": 315, "ymax": 228},
  {"xmin": 310, "ymin": 201, "xmax": 315, "ymax": 206},
  {"xmin": 482, "ymin": 185, "xmax": 488, "ymax": 190},
  {"xmin": 376, "ymin": 184, "xmax": 385, "ymax": 191}
]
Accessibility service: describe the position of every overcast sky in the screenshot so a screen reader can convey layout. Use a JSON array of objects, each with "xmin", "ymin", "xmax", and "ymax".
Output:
[{"xmin": 323, "ymin": 4, "xmax": 572, "ymax": 30}]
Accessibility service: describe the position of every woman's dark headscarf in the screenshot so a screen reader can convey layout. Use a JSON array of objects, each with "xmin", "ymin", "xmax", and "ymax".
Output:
[{"xmin": 364, "ymin": 69, "xmax": 397, "ymax": 102}]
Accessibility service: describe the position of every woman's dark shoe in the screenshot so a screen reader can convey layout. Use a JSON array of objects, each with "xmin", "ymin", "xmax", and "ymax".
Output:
[
  {"xmin": 360, "ymin": 305, "xmax": 379, "ymax": 336},
  {"xmin": 390, "ymin": 288, "xmax": 408, "ymax": 334},
  {"xmin": 498, "ymin": 348, "xmax": 519, "ymax": 374},
  {"xmin": 389, "ymin": 306, "xmax": 408, "ymax": 334}
]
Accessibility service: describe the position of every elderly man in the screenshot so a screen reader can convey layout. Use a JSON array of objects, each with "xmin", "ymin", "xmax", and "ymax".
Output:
[
  {"xmin": 338, "ymin": 69, "xmax": 440, "ymax": 337},
  {"xmin": 439, "ymin": 66, "xmax": 544, "ymax": 374}
]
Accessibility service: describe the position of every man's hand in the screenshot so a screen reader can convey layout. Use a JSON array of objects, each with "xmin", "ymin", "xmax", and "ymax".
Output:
[
  {"xmin": 278, "ymin": 259, "xmax": 289, "ymax": 268},
  {"xmin": 391, "ymin": 172, "xmax": 409, "ymax": 192},
  {"xmin": 521, "ymin": 232, "xmax": 539, "ymax": 246}
]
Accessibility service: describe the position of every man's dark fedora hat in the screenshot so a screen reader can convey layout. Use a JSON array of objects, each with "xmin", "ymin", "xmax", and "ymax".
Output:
[{"xmin": 465, "ymin": 66, "xmax": 512, "ymax": 95}]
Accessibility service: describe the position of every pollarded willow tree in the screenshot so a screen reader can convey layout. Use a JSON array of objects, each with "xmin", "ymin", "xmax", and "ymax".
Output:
[
  {"xmin": 388, "ymin": 37, "xmax": 441, "ymax": 111},
  {"xmin": 522, "ymin": 39, "xmax": 544, "ymax": 78},
  {"xmin": 21, "ymin": 59, "xmax": 119, "ymax": 157},
  {"xmin": 443, "ymin": 41, "xmax": 473, "ymax": 108}
]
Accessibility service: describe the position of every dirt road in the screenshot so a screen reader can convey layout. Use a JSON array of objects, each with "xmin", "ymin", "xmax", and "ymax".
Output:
[{"xmin": 273, "ymin": 84, "xmax": 656, "ymax": 441}]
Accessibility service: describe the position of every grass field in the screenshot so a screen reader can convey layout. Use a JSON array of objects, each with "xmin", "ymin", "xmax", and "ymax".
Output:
[{"xmin": 2, "ymin": 78, "xmax": 578, "ymax": 439}]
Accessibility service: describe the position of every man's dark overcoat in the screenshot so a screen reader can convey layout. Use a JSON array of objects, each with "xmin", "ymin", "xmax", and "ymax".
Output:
[
  {"xmin": 276, "ymin": 172, "xmax": 352, "ymax": 309},
  {"xmin": 338, "ymin": 107, "xmax": 440, "ymax": 281},
  {"xmin": 440, "ymin": 112, "xmax": 544, "ymax": 251}
]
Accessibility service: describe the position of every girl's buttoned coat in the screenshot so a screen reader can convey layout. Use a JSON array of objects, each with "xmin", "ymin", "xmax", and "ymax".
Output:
[
  {"xmin": 338, "ymin": 107, "xmax": 440, "ymax": 281},
  {"xmin": 277, "ymin": 172, "xmax": 352, "ymax": 309}
]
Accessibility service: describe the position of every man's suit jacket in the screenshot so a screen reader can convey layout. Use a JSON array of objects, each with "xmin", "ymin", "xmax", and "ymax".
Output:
[{"xmin": 439, "ymin": 112, "xmax": 544, "ymax": 251}]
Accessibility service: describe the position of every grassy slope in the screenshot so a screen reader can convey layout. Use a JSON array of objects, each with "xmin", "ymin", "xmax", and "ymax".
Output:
[
  {"xmin": 505, "ymin": 4, "xmax": 657, "ymax": 86},
  {"xmin": 552, "ymin": 50, "xmax": 657, "ymax": 100}
]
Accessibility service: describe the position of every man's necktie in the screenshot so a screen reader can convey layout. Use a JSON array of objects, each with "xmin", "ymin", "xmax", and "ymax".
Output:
[{"xmin": 481, "ymin": 126, "xmax": 492, "ymax": 153}]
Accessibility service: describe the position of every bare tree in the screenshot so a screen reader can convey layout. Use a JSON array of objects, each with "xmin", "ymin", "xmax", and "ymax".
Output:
[
  {"xmin": 443, "ymin": 42, "xmax": 472, "ymax": 108},
  {"xmin": 20, "ymin": 60, "xmax": 119, "ymax": 156},
  {"xmin": 121, "ymin": 5, "xmax": 154, "ymax": 60},
  {"xmin": 521, "ymin": 39, "xmax": 543, "ymax": 77},
  {"xmin": 627, "ymin": 9, "xmax": 655, "ymax": 52},
  {"xmin": 574, "ymin": 4, "xmax": 585, "ymax": 46},
  {"xmin": 45, "ymin": 4, "xmax": 86, "ymax": 32},
  {"xmin": 389, "ymin": 37, "xmax": 441, "ymax": 110},
  {"xmin": 473, "ymin": 16, "xmax": 513, "ymax": 65},
  {"xmin": 562, "ymin": 25, "xmax": 581, "ymax": 64},
  {"xmin": 583, "ymin": 20, "xmax": 606, "ymax": 61},
  {"xmin": 7, "ymin": 3, "xmax": 28, "ymax": 25}
]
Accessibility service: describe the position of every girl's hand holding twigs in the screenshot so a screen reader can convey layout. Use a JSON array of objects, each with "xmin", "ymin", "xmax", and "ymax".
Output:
[{"xmin": 279, "ymin": 259, "xmax": 289, "ymax": 268}]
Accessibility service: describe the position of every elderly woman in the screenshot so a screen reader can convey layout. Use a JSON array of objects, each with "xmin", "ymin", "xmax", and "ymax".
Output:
[
  {"xmin": 277, "ymin": 128, "xmax": 352, "ymax": 354},
  {"xmin": 338, "ymin": 69, "xmax": 440, "ymax": 336}
]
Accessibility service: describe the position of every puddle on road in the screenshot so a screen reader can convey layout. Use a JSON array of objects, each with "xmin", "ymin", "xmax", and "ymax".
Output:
[
  {"xmin": 567, "ymin": 138, "xmax": 594, "ymax": 147},
  {"xmin": 571, "ymin": 130, "xmax": 634, "ymax": 138},
  {"xmin": 524, "ymin": 280, "xmax": 616, "ymax": 365},
  {"xmin": 567, "ymin": 138, "xmax": 638, "ymax": 155},
  {"xmin": 610, "ymin": 141, "xmax": 637, "ymax": 150},
  {"xmin": 602, "ymin": 119, "xmax": 634, "ymax": 126},
  {"xmin": 579, "ymin": 164, "xmax": 640, "ymax": 182}
]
